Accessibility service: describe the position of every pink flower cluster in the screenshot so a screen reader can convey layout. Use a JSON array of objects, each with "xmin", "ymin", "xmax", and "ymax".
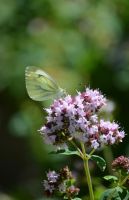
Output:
[
  {"xmin": 112, "ymin": 156, "xmax": 129, "ymax": 174},
  {"xmin": 40, "ymin": 88, "xmax": 125, "ymax": 150},
  {"xmin": 43, "ymin": 166, "xmax": 80, "ymax": 198},
  {"xmin": 44, "ymin": 171, "xmax": 59, "ymax": 194}
]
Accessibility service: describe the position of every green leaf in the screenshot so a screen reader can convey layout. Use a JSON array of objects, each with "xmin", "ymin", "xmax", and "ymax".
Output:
[
  {"xmin": 72, "ymin": 198, "xmax": 82, "ymax": 200},
  {"xmin": 49, "ymin": 149, "xmax": 80, "ymax": 156},
  {"xmin": 64, "ymin": 196, "xmax": 68, "ymax": 199},
  {"xmin": 66, "ymin": 178, "xmax": 75, "ymax": 187},
  {"xmin": 124, "ymin": 191, "xmax": 129, "ymax": 200},
  {"xmin": 115, "ymin": 186, "xmax": 123, "ymax": 194},
  {"xmin": 91, "ymin": 155, "xmax": 106, "ymax": 171},
  {"xmin": 100, "ymin": 187, "xmax": 123, "ymax": 200},
  {"xmin": 104, "ymin": 175, "xmax": 118, "ymax": 182}
]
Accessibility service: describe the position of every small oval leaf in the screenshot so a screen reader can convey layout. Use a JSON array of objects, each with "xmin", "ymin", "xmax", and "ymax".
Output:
[
  {"xmin": 104, "ymin": 175, "xmax": 118, "ymax": 182},
  {"xmin": 91, "ymin": 155, "xmax": 106, "ymax": 171},
  {"xmin": 49, "ymin": 149, "xmax": 80, "ymax": 156}
]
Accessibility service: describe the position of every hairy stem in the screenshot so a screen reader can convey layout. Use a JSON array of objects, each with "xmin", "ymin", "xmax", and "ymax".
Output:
[
  {"xmin": 119, "ymin": 174, "xmax": 129, "ymax": 186},
  {"xmin": 81, "ymin": 143, "xmax": 94, "ymax": 200}
]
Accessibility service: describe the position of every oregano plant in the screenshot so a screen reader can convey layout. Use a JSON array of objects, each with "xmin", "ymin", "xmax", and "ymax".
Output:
[
  {"xmin": 40, "ymin": 88, "xmax": 125, "ymax": 200},
  {"xmin": 25, "ymin": 66, "xmax": 128, "ymax": 200}
]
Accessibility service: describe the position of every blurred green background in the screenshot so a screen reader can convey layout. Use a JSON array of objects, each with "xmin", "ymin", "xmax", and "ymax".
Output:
[{"xmin": 1, "ymin": 0, "xmax": 129, "ymax": 199}]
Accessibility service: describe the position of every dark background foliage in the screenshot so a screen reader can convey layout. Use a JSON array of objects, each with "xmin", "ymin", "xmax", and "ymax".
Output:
[{"xmin": 0, "ymin": 0, "xmax": 129, "ymax": 199}]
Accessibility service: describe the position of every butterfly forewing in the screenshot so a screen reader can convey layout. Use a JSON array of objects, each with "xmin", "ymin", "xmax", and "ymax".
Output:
[{"xmin": 25, "ymin": 66, "xmax": 62, "ymax": 101}]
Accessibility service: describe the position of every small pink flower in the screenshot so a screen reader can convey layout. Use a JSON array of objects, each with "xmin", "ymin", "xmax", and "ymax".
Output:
[
  {"xmin": 47, "ymin": 171, "xmax": 59, "ymax": 183},
  {"xmin": 91, "ymin": 139, "xmax": 100, "ymax": 149}
]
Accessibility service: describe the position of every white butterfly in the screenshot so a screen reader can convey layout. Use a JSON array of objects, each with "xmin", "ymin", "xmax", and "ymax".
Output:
[{"xmin": 25, "ymin": 66, "xmax": 65, "ymax": 101}]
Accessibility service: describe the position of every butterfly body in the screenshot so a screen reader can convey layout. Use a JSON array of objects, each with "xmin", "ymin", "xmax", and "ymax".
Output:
[{"xmin": 25, "ymin": 66, "xmax": 65, "ymax": 101}]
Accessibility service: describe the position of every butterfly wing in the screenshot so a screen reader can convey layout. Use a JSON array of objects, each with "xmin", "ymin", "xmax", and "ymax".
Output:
[{"xmin": 25, "ymin": 66, "xmax": 62, "ymax": 101}]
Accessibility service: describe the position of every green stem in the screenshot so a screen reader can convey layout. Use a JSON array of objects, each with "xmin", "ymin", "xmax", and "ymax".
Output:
[
  {"xmin": 69, "ymin": 140, "xmax": 84, "ymax": 159},
  {"xmin": 118, "ymin": 170, "xmax": 122, "ymax": 185},
  {"xmin": 89, "ymin": 148, "xmax": 95, "ymax": 156},
  {"xmin": 81, "ymin": 143, "xmax": 94, "ymax": 200},
  {"xmin": 119, "ymin": 175, "xmax": 129, "ymax": 186}
]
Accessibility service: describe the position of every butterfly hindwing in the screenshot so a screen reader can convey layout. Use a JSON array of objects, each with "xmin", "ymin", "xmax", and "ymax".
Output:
[{"xmin": 25, "ymin": 66, "xmax": 62, "ymax": 101}]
